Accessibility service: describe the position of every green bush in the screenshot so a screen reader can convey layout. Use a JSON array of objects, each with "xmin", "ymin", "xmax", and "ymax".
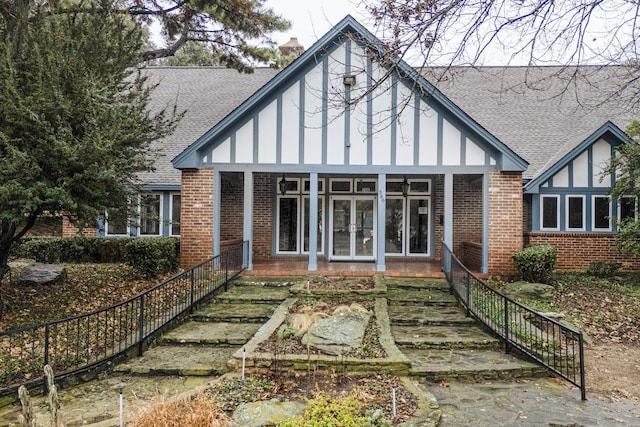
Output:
[
  {"xmin": 279, "ymin": 392, "xmax": 390, "ymax": 427},
  {"xmin": 586, "ymin": 261, "xmax": 622, "ymax": 277},
  {"xmin": 123, "ymin": 237, "xmax": 179, "ymax": 277},
  {"xmin": 512, "ymin": 245, "xmax": 556, "ymax": 283},
  {"xmin": 11, "ymin": 237, "xmax": 179, "ymax": 277}
]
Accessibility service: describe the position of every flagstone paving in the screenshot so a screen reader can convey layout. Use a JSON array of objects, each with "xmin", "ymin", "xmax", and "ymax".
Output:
[{"xmin": 4, "ymin": 275, "xmax": 633, "ymax": 426}]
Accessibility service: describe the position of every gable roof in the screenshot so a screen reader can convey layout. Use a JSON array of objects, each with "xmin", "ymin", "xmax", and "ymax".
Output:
[
  {"xmin": 171, "ymin": 15, "xmax": 528, "ymax": 172},
  {"xmin": 523, "ymin": 121, "xmax": 631, "ymax": 193}
]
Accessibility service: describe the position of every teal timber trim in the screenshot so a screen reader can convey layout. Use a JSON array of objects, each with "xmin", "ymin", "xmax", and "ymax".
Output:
[
  {"xmin": 308, "ymin": 173, "xmax": 319, "ymax": 271},
  {"xmin": 367, "ymin": 60, "xmax": 373, "ymax": 165},
  {"xmin": 276, "ymin": 94, "xmax": 283, "ymax": 165},
  {"xmin": 243, "ymin": 171, "xmax": 254, "ymax": 270},
  {"xmin": 443, "ymin": 173, "xmax": 453, "ymax": 247},
  {"xmin": 213, "ymin": 169, "xmax": 221, "ymax": 257},
  {"xmin": 481, "ymin": 172, "xmax": 489, "ymax": 274},
  {"xmin": 390, "ymin": 74, "xmax": 398, "ymax": 166},
  {"xmin": 413, "ymin": 95, "xmax": 420, "ymax": 166},
  {"xmin": 322, "ymin": 56, "xmax": 328, "ymax": 165},
  {"xmin": 344, "ymin": 39, "xmax": 352, "ymax": 164},
  {"xmin": 376, "ymin": 173, "xmax": 386, "ymax": 272},
  {"xmin": 299, "ymin": 76, "xmax": 305, "ymax": 164}
]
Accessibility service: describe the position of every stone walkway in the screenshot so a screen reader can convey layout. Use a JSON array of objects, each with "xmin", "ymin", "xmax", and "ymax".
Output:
[{"xmin": 1, "ymin": 276, "xmax": 639, "ymax": 426}]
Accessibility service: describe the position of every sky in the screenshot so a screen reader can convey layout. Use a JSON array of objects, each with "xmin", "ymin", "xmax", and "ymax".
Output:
[{"xmin": 266, "ymin": 0, "xmax": 370, "ymax": 51}]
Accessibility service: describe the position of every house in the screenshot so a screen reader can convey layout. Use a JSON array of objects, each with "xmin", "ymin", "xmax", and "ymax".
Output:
[{"xmin": 65, "ymin": 15, "xmax": 640, "ymax": 275}]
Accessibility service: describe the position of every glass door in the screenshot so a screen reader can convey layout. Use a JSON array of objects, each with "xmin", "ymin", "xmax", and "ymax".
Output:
[
  {"xmin": 408, "ymin": 197, "xmax": 430, "ymax": 255},
  {"xmin": 330, "ymin": 196, "xmax": 376, "ymax": 260}
]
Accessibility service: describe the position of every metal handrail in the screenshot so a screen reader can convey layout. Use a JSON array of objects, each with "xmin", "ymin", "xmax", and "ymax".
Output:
[
  {"xmin": 0, "ymin": 241, "xmax": 248, "ymax": 398},
  {"xmin": 440, "ymin": 242, "xmax": 586, "ymax": 400}
]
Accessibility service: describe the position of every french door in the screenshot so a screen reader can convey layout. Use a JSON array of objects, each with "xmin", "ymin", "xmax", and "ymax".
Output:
[{"xmin": 329, "ymin": 196, "xmax": 376, "ymax": 261}]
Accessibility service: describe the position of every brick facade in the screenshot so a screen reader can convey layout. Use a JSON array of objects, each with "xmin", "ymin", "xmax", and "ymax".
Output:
[
  {"xmin": 179, "ymin": 168, "xmax": 214, "ymax": 269},
  {"xmin": 61, "ymin": 215, "xmax": 96, "ymax": 238},
  {"xmin": 453, "ymin": 175, "xmax": 483, "ymax": 267},
  {"xmin": 488, "ymin": 170, "xmax": 523, "ymax": 274},
  {"xmin": 524, "ymin": 232, "xmax": 640, "ymax": 271},
  {"xmin": 252, "ymin": 173, "xmax": 275, "ymax": 261}
]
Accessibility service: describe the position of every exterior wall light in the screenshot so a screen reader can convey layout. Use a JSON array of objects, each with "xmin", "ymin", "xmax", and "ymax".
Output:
[
  {"xmin": 343, "ymin": 75, "xmax": 356, "ymax": 86},
  {"xmin": 279, "ymin": 174, "xmax": 288, "ymax": 196},
  {"xmin": 401, "ymin": 176, "xmax": 410, "ymax": 197}
]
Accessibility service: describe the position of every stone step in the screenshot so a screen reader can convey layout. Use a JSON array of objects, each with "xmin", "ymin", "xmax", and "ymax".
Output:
[
  {"xmin": 386, "ymin": 288, "xmax": 458, "ymax": 305},
  {"xmin": 160, "ymin": 321, "xmax": 262, "ymax": 345},
  {"xmin": 216, "ymin": 286, "xmax": 290, "ymax": 304},
  {"xmin": 191, "ymin": 302, "xmax": 278, "ymax": 323},
  {"xmin": 114, "ymin": 345, "xmax": 239, "ymax": 376},
  {"xmin": 384, "ymin": 277, "xmax": 450, "ymax": 291},
  {"xmin": 232, "ymin": 276, "xmax": 299, "ymax": 288},
  {"xmin": 388, "ymin": 305, "xmax": 477, "ymax": 326},
  {"xmin": 402, "ymin": 348, "xmax": 549, "ymax": 382},
  {"xmin": 392, "ymin": 325, "xmax": 502, "ymax": 350}
]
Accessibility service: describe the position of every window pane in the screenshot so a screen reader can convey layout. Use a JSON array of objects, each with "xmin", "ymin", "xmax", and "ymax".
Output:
[
  {"xmin": 567, "ymin": 196, "xmax": 583, "ymax": 229},
  {"xmin": 278, "ymin": 197, "xmax": 298, "ymax": 252},
  {"xmin": 594, "ymin": 197, "xmax": 610, "ymax": 229},
  {"xmin": 409, "ymin": 198, "xmax": 429, "ymax": 254},
  {"xmin": 385, "ymin": 199, "xmax": 404, "ymax": 254},
  {"xmin": 140, "ymin": 194, "xmax": 161, "ymax": 235},
  {"xmin": 106, "ymin": 208, "xmax": 128, "ymax": 235},
  {"xmin": 171, "ymin": 195, "xmax": 181, "ymax": 236},
  {"xmin": 303, "ymin": 198, "xmax": 323, "ymax": 253},
  {"xmin": 410, "ymin": 180, "xmax": 430, "ymax": 194},
  {"xmin": 620, "ymin": 197, "xmax": 636, "ymax": 222},
  {"xmin": 542, "ymin": 197, "xmax": 558, "ymax": 229},
  {"xmin": 386, "ymin": 181, "xmax": 404, "ymax": 194},
  {"xmin": 355, "ymin": 180, "xmax": 376, "ymax": 193},
  {"xmin": 331, "ymin": 180, "xmax": 351, "ymax": 192}
]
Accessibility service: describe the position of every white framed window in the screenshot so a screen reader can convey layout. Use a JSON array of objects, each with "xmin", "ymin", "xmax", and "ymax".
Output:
[
  {"xmin": 566, "ymin": 195, "xmax": 585, "ymax": 231},
  {"xmin": 409, "ymin": 179, "xmax": 431, "ymax": 195},
  {"xmin": 592, "ymin": 195, "xmax": 611, "ymax": 231},
  {"xmin": 302, "ymin": 196, "xmax": 324, "ymax": 255},
  {"xmin": 355, "ymin": 179, "xmax": 377, "ymax": 193},
  {"xmin": 139, "ymin": 193, "xmax": 162, "ymax": 236},
  {"xmin": 169, "ymin": 193, "xmax": 181, "ymax": 236},
  {"xmin": 302, "ymin": 179, "xmax": 325, "ymax": 194},
  {"xmin": 540, "ymin": 195, "xmax": 560, "ymax": 231},
  {"xmin": 277, "ymin": 176, "xmax": 300, "ymax": 195},
  {"xmin": 618, "ymin": 196, "xmax": 637, "ymax": 223},
  {"xmin": 105, "ymin": 208, "xmax": 129, "ymax": 237},
  {"xmin": 385, "ymin": 196, "xmax": 405, "ymax": 255},
  {"xmin": 276, "ymin": 195, "xmax": 299, "ymax": 253},
  {"xmin": 385, "ymin": 179, "xmax": 405, "ymax": 196},
  {"xmin": 329, "ymin": 178, "xmax": 352, "ymax": 193},
  {"xmin": 407, "ymin": 197, "xmax": 430, "ymax": 255}
]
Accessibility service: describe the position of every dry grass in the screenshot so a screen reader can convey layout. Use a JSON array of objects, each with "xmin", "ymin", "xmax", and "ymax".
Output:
[{"xmin": 129, "ymin": 392, "xmax": 232, "ymax": 427}]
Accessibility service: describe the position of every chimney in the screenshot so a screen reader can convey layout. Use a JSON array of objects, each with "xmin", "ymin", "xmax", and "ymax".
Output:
[{"xmin": 279, "ymin": 37, "xmax": 305, "ymax": 57}]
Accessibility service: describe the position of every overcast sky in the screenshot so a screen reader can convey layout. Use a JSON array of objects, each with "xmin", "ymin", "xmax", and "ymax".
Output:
[{"xmin": 266, "ymin": 0, "xmax": 370, "ymax": 51}]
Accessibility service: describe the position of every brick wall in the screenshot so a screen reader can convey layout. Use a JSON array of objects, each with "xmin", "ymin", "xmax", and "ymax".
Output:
[
  {"xmin": 220, "ymin": 172, "xmax": 244, "ymax": 241},
  {"xmin": 432, "ymin": 175, "xmax": 444, "ymax": 260},
  {"xmin": 488, "ymin": 170, "xmax": 523, "ymax": 274},
  {"xmin": 61, "ymin": 215, "xmax": 96, "ymax": 238},
  {"xmin": 524, "ymin": 232, "xmax": 640, "ymax": 271},
  {"xmin": 252, "ymin": 172, "xmax": 274, "ymax": 261},
  {"xmin": 179, "ymin": 168, "xmax": 214, "ymax": 269},
  {"xmin": 453, "ymin": 175, "xmax": 483, "ymax": 262}
]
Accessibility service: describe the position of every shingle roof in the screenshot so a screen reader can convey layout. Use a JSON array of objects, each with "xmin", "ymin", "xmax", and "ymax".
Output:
[
  {"xmin": 137, "ymin": 66, "xmax": 279, "ymax": 187},
  {"xmin": 139, "ymin": 64, "xmax": 637, "ymax": 186}
]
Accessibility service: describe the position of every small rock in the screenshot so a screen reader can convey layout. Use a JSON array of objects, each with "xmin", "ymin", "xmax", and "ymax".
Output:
[
  {"xmin": 18, "ymin": 263, "xmax": 66, "ymax": 285},
  {"xmin": 232, "ymin": 399, "xmax": 305, "ymax": 427}
]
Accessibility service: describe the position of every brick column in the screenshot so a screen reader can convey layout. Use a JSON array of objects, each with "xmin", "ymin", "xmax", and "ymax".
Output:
[
  {"xmin": 180, "ymin": 168, "xmax": 214, "ymax": 269},
  {"xmin": 488, "ymin": 170, "xmax": 523, "ymax": 274}
]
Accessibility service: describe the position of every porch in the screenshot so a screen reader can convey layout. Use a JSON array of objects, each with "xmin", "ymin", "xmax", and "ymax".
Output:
[{"xmin": 244, "ymin": 259, "xmax": 477, "ymax": 278}]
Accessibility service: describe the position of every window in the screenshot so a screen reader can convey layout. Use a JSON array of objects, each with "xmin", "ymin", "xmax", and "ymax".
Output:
[
  {"xmin": 355, "ymin": 179, "xmax": 376, "ymax": 193},
  {"xmin": 619, "ymin": 196, "xmax": 637, "ymax": 223},
  {"xmin": 302, "ymin": 179, "xmax": 324, "ymax": 194},
  {"xmin": 593, "ymin": 196, "xmax": 611, "ymax": 230},
  {"xmin": 276, "ymin": 178, "xmax": 324, "ymax": 254},
  {"xmin": 385, "ymin": 197, "xmax": 404, "ymax": 254},
  {"xmin": 330, "ymin": 179, "xmax": 352, "ymax": 193},
  {"xmin": 566, "ymin": 195, "xmax": 585, "ymax": 230},
  {"xmin": 170, "ymin": 194, "xmax": 181, "ymax": 236},
  {"xmin": 277, "ymin": 197, "xmax": 298, "ymax": 252},
  {"xmin": 541, "ymin": 195, "xmax": 560, "ymax": 230},
  {"xmin": 139, "ymin": 194, "xmax": 162, "ymax": 236},
  {"xmin": 303, "ymin": 197, "xmax": 324, "ymax": 254},
  {"xmin": 105, "ymin": 208, "xmax": 129, "ymax": 236}
]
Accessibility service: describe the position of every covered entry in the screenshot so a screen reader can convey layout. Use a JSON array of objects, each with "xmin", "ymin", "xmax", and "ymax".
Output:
[{"xmin": 172, "ymin": 16, "xmax": 528, "ymax": 275}]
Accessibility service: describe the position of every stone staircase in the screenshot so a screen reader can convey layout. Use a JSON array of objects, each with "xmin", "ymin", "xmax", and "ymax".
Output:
[
  {"xmin": 385, "ymin": 277, "xmax": 547, "ymax": 382},
  {"xmin": 114, "ymin": 277, "xmax": 291, "ymax": 378}
]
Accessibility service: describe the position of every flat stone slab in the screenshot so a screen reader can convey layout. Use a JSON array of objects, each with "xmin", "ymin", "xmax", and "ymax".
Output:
[
  {"xmin": 388, "ymin": 305, "xmax": 476, "ymax": 326},
  {"xmin": 392, "ymin": 325, "xmax": 501, "ymax": 350},
  {"xmin": 217, "ymin": 286, "xmax": 290, "ymax": 303},
  {"xmin": 403, "ymin": 348, "xmax": 547, "ymax": 381},
  {"xmin": 233, "ymin": 276, "xmax": 300, "ymax": 287},
  {"xmin": 115, "ymin": 345, "xmax": 238, "ymax": 376},
  {"xmin": 386, "ymin": 289, "xmax": 457, "ymax": 305},
  {"xmin": 192, "ymin": 303, "xmax": 277, "ymax": 322},
  {"xmin": 161, "ymin": 321, "xmax": 261, "ymax": 345},
  {"xmin": 385, "ymin": 278, "xmax": 450, "ymax": 290}
]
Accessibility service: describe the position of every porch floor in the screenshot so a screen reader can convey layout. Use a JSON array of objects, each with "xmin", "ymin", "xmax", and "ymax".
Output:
[{"xmin": 245, "ymin": 259, "xmax": 447, "ymax": 278}]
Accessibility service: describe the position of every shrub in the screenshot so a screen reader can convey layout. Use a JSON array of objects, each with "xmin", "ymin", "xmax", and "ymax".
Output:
[
  {"xmin": 11, "ymin": 236, "xmax": 129, "ymax": 263},
  {"xmin": 512, "ymin": 245, "xmax": 556, "ymax": 283},
  {"xmin": 280, "ymin": 391, "xmax": 390, "ymax": 427},
  {"xmin": 586, "ymin": 261, "xmax": 622, "ymax": 277},
  {"xmin": 123, "ymin": 237, "xmax": 179, "ymax": 277},
  {"xmin": 129, "ymin": 392, "xmax": 232, "ymax": 427}
]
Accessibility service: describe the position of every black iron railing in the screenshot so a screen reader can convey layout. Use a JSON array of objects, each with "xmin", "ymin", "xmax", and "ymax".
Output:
[
  {"xmin": 0, "ymin": 241, "xmax": 248, "ymax": 398},
  {"xmin": 441, "ymin": 243, "xmax": 586, "ymax": 400}
]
